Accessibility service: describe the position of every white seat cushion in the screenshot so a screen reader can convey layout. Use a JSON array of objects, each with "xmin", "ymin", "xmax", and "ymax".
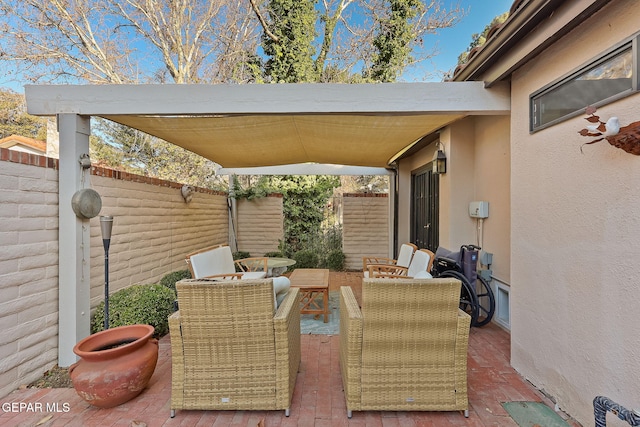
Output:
[
  {"xmin": 414, "ymin": 271, "xmax": 433, "ymax": 279},
  {"xmin": 241, "ymin": 271, "xmax": 267, "ymax": 280},
  {"xmin": 273, "ymin": 276, "xmax": 291, "ymax": 307}
]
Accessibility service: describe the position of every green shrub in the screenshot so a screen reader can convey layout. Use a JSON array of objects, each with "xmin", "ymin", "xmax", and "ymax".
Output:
[
  {"xmin": 293, "ymin": 249, "xmax": 319, "ymax": 269},
  {"xmin": 91, "ymin": 284, "xmax": 176, "ymax": 338},
  {"xmin": 324, "ymin": 249, "xmax": 346, "ymax": 271},
  {"xmin": 263, "ymin": 251, "xmax": 283, "ymax": 258},
  {"xmin": 233, "ymin": 251, "xmax": 251, "ymax": 260},
  {"xmin": 159, "ymin": 269, "xmax": 192, "ymax": 291}
]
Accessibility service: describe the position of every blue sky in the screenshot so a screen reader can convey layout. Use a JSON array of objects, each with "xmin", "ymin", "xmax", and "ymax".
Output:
[
  {"xmin": 403, "ymin": 0, "xmax": 513, "ymax": 81},
  {"xmin": 1, "ymin": 0, "xmax": 513, "ymax": 91}
]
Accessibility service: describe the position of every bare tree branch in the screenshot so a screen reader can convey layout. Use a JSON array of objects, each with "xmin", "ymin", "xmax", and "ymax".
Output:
[{"xmin": 248, "ymin": 0, "xmax": 279, "ymax": 42}]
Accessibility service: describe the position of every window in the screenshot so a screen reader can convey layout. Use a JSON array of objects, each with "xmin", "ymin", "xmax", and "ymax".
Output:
[{"xmin": 531, "ymin": 33, "xmax": 639, "ymax": 132}]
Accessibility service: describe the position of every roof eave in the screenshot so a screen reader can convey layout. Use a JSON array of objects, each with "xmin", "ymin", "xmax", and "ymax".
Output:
[{"xmin": 453, "ymin": 0, "xmax": 611, "ymax": 85}]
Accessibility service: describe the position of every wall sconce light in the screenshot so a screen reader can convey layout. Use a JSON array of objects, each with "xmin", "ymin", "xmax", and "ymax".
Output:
[
  {"xmin": 181, "ymin": 185, "xmax": 195, "ymax": 203},
  {"xmin": 432, "ymin": 143, "xmax": 447, "ymax": 174}
]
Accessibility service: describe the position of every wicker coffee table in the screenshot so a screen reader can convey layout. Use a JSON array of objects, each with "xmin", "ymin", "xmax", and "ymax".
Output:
[{"xmin": 288, "ymin": 268, "xmax": 330, "ymax": 323}]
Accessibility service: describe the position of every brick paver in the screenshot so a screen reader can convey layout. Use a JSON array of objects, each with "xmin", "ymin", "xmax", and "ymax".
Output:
[{"xmin": 0, "ymin": 273, "xmax": 582, "ymax": 426}]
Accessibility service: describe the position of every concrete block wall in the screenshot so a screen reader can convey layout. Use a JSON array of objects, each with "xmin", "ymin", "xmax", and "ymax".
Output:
[
  {"xmin": 342, "ymin": 193, "xmax": 389, "ymax": 270},
  {"xmin": 236, "ymin": 195, "xmax": 284, "ymax": 256},
  {"xmin": 0, "ymin": 149, "xmax": 61, "ymax": 399},
  {"xmin": 0, "ymin": 149, "xmax": 229, "ymax": 399},
  {"xmin": 89, "ymin": 166, "xmax": 229, "ymax": 306}
]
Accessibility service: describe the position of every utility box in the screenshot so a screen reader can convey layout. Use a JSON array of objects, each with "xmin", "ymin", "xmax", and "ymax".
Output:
[{"xmin": 469, "ymin": 201, "xmax": 489, "ymax": 218}]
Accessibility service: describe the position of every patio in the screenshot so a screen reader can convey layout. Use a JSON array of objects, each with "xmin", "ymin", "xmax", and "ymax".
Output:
[{"xmin": 0, "ymin": 273, "xmax": 581, "ymax": 427}]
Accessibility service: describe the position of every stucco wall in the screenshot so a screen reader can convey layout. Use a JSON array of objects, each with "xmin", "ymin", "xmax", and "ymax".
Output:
[
  {"xmin": 0, "ymin": 150, "xmax": 229, "ymax": 398},
  {"xmin": 397, "ymin": 115, "xmax": 511, "ymax": 282},
  {"xmin": 236, "ymin": 195, "xmax": 284, "ymax": 256},
  {"xmin": 471, "ymin": 115, "xmax": 511, "ymax": 283},
  {"xmin": 343, "ymin": 193, "xmax": 389, "ymax": 270},
  {"xmin": 509, "ymin": 1, "xmax": 640, "ymax": 425}
]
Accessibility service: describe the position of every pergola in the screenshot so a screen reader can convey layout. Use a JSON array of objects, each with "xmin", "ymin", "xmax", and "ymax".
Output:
[{"xmin": 25, "ymin": 82, "xmax": 510, "ymax": 365}]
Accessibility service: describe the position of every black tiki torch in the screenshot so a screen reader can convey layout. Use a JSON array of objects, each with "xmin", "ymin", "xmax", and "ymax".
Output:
[{"xmin": 100, "ymin": 216, "xmax": 114, "ymax": 330}]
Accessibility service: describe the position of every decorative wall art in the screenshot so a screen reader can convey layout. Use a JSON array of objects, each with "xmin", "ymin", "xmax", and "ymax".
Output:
[{"xmin": 579, "ymin": 106, "xmax": 640, "ymax": 155}]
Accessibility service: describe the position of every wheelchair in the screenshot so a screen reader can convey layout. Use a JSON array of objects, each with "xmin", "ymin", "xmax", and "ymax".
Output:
[{"xmin": 431, "ymin": 244, "xmax": 496, "ymax": 327}]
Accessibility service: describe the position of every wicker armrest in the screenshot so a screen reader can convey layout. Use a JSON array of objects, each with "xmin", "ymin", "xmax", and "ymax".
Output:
[
  {"xmin": 454, "ymin": 309, "xmax": 471, "ymax": 409},
  {"xmin": 339, "ymin": 286, "xmax": 363, "ymax": 412},
  {"xmin": 273, "ymin": 287, "xmax": 301, "ymax": 409},
  {"xmin": 168, "ymin": 311, "xmax": 185, "ymax": 410}
]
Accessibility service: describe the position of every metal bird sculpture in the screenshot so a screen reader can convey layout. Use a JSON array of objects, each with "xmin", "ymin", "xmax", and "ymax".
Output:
[
  {"xmin": 578, "ymin": 106, "xmax": 640, "ymax": 155},
  {"xmin": 579, "ymin": 106, "xmax": 620, "ymax": 139}
]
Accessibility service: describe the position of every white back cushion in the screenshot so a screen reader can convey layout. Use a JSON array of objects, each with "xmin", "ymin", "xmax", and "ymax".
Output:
[
  {"xmin": 407, "ymin": 249, "xmax": 431, "ymax": 277},
  {"xmin": 190, "ymin": 246, "xmax": 236, "ymax": 278},
  {"xmin": 396, "ymin": 244, "xmax": 415, "ymax": 268}
]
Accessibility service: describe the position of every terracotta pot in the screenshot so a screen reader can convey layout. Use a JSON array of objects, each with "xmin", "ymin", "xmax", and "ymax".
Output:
[{"xmin": 70, "ymin": 324, "xmax": 158, "ymax": 408}]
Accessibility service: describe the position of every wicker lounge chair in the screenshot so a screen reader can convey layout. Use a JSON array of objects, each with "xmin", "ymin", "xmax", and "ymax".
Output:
[
  {"xmin": 169, "ymin": 279, "xmax": 301, "ymax": 418},
  {"xmin": 339, "ymin": 277, "xmax": 471, "ymax": 418}
]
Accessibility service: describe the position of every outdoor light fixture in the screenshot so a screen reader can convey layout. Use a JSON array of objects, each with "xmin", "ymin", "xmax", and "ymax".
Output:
[
  {"xmin": 432, "ymin": 143, "xmax": 447, "ymax": 174},
  {"xmin": 100, "ymin": 216, "xmax": 114, "ymax": 330}
]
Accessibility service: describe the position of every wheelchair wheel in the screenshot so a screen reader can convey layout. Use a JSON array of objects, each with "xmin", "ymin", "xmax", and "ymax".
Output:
[
  {"xmin": 473, "ymin": 275, "xmax": 495, "ymax": 327},
  {"xmin": 438, "ymin": 270, "xmax": 479, "ymax": 326}
]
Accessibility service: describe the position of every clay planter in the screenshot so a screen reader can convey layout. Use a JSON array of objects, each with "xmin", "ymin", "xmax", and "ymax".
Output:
[{"xmin": 70, "ymin": 324, "xmax": 158, "ymax": 408}]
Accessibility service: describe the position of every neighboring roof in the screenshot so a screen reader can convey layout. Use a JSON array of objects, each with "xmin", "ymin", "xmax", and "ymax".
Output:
[
  {"xmin": 25, "ymin": 83, "xmax": 509, "ymax": 168},
  {"xmin": 0, "ymin": 134, "xmax": 46, "ymax": 153},
  {"xmin": 452, "ymin": 0, "xmax": 611, "ymax": 85}
]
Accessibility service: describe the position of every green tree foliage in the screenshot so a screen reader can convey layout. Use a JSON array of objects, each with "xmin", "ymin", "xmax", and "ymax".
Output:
[
  {"xmin": 262, "ymin": 0, "xmax": 318, "ymax": 83},
  {"xmin": 234, "ymin": 174, "xmax": 340, "ymax": 254},
  {"xmin": 0, "ymin": 89, "xmax": 47, "ymax": 140},
  {"xmin": 367, "ymin": 0, "xmax": 422, "ymax": 82},
  {"xmin": 252, "ymin": 0, "xmax": 465, "ymax": 84}
]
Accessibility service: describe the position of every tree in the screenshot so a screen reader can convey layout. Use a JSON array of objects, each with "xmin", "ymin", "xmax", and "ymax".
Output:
[
  {"xmin": 259, "ymin": 0, "xmax": 318, "ymax": 83},
  {"xmin": 0, "ymin": 0, "xmax": 260, "ymax": 84},
  {"xmin": 234, "ymin": 174, "xmax": 340, "ymax": 255},
  {"xmin": 367, "ymin": 0, "xmax": 422, "ymax": 82},
  {"xmin": 251, "ymin": 0, "xmax": 465, "ymax": 83},
  {"xmin": 0, "ymin": 89, "xmax": 47, "ymax": 140}
]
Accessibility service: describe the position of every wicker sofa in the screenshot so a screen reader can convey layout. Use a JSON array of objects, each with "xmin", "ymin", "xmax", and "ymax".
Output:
[
  {"xmin": 339, "ymin": 278, "xmax": 471, "ymax": 418},
  {"xmin": 169, "ymin": 279, "xmax": 301, "ymax": 418}
]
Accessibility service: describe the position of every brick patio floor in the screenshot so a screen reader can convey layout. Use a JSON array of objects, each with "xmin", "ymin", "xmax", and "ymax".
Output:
[{"xmin": 0, "ymin": 272, "xmax": 582, "ymax": 426}]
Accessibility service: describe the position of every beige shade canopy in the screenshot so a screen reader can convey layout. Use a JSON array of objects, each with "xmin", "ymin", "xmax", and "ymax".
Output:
[
  {"xmin": 25, "ymin": 83, "xmax": 510, "ymax": 168},
  {"xmin": 101, "ymin": 113, "xmax": 462, "ymax": 168}
]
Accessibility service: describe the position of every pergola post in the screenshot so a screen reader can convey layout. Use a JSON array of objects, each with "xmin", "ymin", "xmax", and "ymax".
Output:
[{"xmin": 57, "ymin": 114, "xmax": 92, "ymax": 367}]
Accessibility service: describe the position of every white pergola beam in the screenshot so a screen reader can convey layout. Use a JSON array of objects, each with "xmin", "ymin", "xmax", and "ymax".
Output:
[{"xmin": 25, "ymin": 82, "xmax": 511, "ymax": 116}]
